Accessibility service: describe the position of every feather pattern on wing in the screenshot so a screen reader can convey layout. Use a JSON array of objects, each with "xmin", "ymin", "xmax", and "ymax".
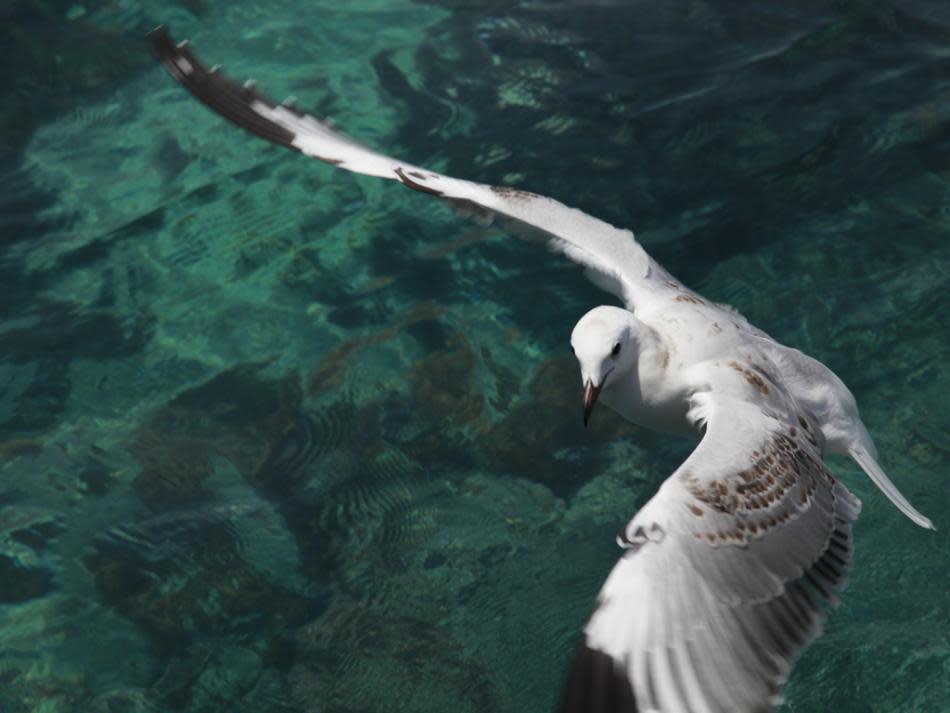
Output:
[{"xmin": 563, "ymin": 361, "xmax": 861, "ymax": 713}]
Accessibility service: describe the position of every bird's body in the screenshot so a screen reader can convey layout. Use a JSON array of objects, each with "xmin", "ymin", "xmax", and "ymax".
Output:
[
  {"xmin": 580, "ymin": 286, "xmax": 854, "ymax": 453},
  {"xmin": 150, "ymin": 26, "xmax": 934, "ymax": 713}
]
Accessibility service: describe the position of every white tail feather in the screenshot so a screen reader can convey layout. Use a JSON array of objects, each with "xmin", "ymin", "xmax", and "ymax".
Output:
[{"xmin": 850, "ymin": 447, "xmax": 935, "ymax": 530}]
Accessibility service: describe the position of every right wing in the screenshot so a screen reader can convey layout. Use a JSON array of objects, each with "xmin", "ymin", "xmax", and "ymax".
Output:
[
  {"xmin": 148, "ymin": 25, "xmax": 679, "ymax": 308},
  {"xmin": 561, "ymin": 362, "xmax": 861, "ymax": 713}
]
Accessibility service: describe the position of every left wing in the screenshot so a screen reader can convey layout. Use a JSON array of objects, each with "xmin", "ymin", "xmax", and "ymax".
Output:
[
  {"xmin": 148, "ymin": 26, "xmax": 679, "ymax": 307},
  {"xmin": 561, "ymin": 361, "xmax": 861, "ymax": 713}
]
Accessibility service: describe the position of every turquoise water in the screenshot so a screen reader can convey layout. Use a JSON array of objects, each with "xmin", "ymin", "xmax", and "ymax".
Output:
[{"xmin": 1, "ymin": 1, "xmax": 948, "ymax": 711}]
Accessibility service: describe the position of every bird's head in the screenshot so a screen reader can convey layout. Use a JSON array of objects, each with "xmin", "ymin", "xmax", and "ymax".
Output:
[{"xmin": 570, "ymin": 306, "xmax": 639, "ymax": 427}]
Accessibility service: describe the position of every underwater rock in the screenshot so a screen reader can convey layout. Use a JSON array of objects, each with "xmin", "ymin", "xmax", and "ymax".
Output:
[
  {"xmin": 290, "ymin": 598, "xmax": 501, "ymax": 713},
  {"xmin": 129, "ymin": 363, "xmax": 302, "ymax": 509},
  {"xmin": 307, "ymin": 339, "xmax": 366, "ymax": 396},
  {"xmin": 307, "ymin": 301, "xmax": 448, "ymax": 398},
  {"xmin": 150, "ymin": 644, "xmax": 212, "ymax": 708},
  {"xmin": 88, "ymin": 688, "xmax": 153, "ymax": 713},
  {"xmin": 148, "ymin": 641, "xmax": 265, "ymax": 710},
  {"xmin": 187, "ymin": 645, "xmax": 263, "ymax": 710},
  {"xmin": 408, "ymin": 333, "xmax": 485, "ymax": 430},
  {"xmin": 9, "ymin": 518, "xmax": 64, "ymax": 552},
  {"xmin": 0, "ymin": 438, "xmax": 42, "ymax": 461},
  {"xmin": 0, "ymin": 554, "xmax": 53, "ymax": 603},
  {"xmin": 0, "ymin": 299, "xmax": 155, "ymax": 435},
  {"xmin": 250, "ymin": 412, "xmax": 330, "ymax": 495},
  {"xmin": 84, "ymin": 515, "xmax": 318, "ymax": 655},
  {"xmin": 476, "ymin": 354, "xmax": 641, "ymax": 496},
  {"xmin": 282, "ymin": 468, "xmax": 575, "ymax": 713},
  {"xmin": 0, "ymin": 2, "xmax": 157, "ymax": 156},
  {"xmin": 77, "ymin": 457, "xmax": 118, "ymax": 496}
]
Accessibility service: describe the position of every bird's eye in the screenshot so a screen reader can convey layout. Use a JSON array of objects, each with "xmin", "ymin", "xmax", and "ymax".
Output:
[{"xmin": 611, "ymin": 342, "xmax": 621, "ymax": 357}]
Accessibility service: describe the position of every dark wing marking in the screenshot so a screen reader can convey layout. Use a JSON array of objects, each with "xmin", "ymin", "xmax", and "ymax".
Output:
[
  {"xmin": 563, "ymin": 363, "xmax": 862, "ymax": 713},
  {"xmin": 148, "ymin": 25, "xmax": 678, "ymax": 308},
  {"xmin": 149, "ymin": 26, "xmax": 297, "ymax": 149}
]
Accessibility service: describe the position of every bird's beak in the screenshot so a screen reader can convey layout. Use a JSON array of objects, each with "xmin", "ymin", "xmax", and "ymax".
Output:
[{"xmin": 583, "ymin": 378, "xmax": 601, "ymax": 428}]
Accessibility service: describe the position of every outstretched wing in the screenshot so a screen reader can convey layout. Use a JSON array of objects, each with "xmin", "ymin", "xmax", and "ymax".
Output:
[
  {"xmin": 148, "ymin": 25, "xmax": 677, "ymax": 308},
  {"xmin": 561, "ymin": 361, "xmax": 861, "ymax": 713}
]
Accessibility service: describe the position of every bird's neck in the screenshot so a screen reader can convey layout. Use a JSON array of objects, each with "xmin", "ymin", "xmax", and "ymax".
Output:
[{"xmin": 604, "ymin": 321, "xmax": 693, "ymax": 436}]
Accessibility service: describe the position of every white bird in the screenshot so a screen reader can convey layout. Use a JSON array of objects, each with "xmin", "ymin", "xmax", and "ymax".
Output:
[{"xmin": 149, "ymin": 26, "xmax": 935, "ymax": 713}]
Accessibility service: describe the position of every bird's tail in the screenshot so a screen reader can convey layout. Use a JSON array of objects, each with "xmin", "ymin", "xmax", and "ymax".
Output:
[{"xmin": 849, "ymin": 446, "xmax": 935, "ymax": 530}]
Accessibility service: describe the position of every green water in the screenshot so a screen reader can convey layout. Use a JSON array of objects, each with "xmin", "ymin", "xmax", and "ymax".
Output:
[{"xmin": 1, "ymin": 1, "xmax": 948, "ymax": 711}]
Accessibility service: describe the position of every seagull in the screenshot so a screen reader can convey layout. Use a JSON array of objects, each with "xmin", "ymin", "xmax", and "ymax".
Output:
[{"xmin": 149, "ymin": 26, "xmax": 935, "ymax": 713}]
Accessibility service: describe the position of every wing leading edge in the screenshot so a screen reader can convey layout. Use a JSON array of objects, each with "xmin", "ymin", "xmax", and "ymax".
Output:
[{"xmin": 148, "ymin": 25, "xmax": 676, "ymax": 307}]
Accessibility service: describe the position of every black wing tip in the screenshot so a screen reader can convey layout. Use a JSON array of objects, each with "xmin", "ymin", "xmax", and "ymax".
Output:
[
  {"xmin": 147, "ymin": 25, "xmax": 297, "ymax": 149},
  {"xmin": 148, "ymin": 24, "xmax": 170, "ymax": 42},
  {"xmin": 559, "ymin": 643, "xmax": 638, "ymax": 713},
  {"xmin": 147, "ymin": 25, "xmax": 177, "ymax": 64}
]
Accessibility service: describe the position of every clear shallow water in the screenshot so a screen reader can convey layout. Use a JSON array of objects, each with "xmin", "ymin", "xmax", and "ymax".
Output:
[{"xmin": 1, "ymin": 0, "xmax": 948, "ymax": 711}]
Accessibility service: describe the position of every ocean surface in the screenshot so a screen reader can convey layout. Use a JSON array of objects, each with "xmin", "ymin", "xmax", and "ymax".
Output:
[{"xmin": 1, "ymin": 1, "xmax": 948, "ymax": 711}]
